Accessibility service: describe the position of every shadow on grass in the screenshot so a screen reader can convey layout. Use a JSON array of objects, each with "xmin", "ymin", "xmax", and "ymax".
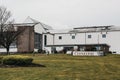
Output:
[{"xmin": 0, "ymin": 63, "xmax": 46, "ymax": 68}]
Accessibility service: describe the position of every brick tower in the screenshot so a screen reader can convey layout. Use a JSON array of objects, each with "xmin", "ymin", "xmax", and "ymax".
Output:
[{"xmin": 17, "ymin": 26, "xmax": 34, "ymax": 53}]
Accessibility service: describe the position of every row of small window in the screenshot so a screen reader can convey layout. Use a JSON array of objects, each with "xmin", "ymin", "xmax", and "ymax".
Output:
[
  {"xmin": 88, "ymin": 34, "xmax": 106, "ymax": 38},
  {"xmin": 59, "ymin": 36, "xmax": 75, "ymax": 40},
  {"xmin": 58, "ymin": 34, "xmax": 106, "ymax": 40}
]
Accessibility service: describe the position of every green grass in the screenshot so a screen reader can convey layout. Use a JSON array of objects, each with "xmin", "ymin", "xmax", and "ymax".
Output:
[{"xmin": 0, "ymin": 54, "xmax": 120, "ymax": 80}]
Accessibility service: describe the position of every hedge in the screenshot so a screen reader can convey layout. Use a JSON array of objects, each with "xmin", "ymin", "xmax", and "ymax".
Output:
[
  {"xmin": 0, "ymin": 56, "xmax": 3, "ymax": 64},
  {"xmin": 2, "ymin": 55, "xmax": 33, "ymax": 66}
]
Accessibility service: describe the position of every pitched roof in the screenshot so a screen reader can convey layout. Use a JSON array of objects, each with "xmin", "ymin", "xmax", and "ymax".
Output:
[
  {"xmin": 23, "ymin": 16, "xmax": 53, "ymax": 30},
  {"xmin": 24, "ymin": 16, "xmax": 39, "ymax": 23}
]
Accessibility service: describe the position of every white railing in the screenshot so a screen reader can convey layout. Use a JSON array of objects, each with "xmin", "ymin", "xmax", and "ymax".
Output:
[{"xmin": 73, "ymin": 51, "xmax": 104, "ymax": 56}]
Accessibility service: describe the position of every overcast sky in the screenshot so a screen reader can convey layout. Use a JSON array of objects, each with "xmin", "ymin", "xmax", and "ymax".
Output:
[{"xmin": 1, "ymin": 0, "xmax": 120, "ymax": 29}]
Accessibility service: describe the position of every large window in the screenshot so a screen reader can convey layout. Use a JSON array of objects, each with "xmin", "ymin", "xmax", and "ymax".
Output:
[
  {"xmin": 95, "ymin": 46, "xmax": 101, "ymax": 51},
  {"xmin": 34, "ymin": 33, "xmax": 42, "ymax": 49}
]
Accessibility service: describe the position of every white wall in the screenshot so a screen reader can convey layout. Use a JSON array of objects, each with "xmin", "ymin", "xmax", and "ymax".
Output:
[
  {"xmin": 0, "ymin": 48, "xmax": 17, "ymax": 53},
  {"xmin": 106, "ymin": 31, "xmax": 120, "ymax": 54},
  {"xmin": 46, "ymin": 33, "xmax": 86, "ymax": 45},
  {"xmin": 44, "ymin": 30, "xmax": 120, "ymax": 54},
  {"xmin": 85, "ymin": 31, "xmax": 120, "ymax": 54},
  {"xmin": 42, "ymin": 34, "xmax": 52, "ymax": 53},
  {"xmin": 34, "ymin": 23, "xmax": 46, "ymax": 34}
]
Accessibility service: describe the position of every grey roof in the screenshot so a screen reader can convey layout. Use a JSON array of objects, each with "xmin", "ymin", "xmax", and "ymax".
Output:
[
  {"xmin": 23, "ymin": 16, "xmax": 53, "ymax": 30},
  {"xmin": 46, "ymin": 29, "xmax": 72, "ymax": 34},
  {"xmin": 24, "ymin": 16, "xmax": 39, "ymax": 23},
  {"xmin": 46, "ymin": 25, "xmax": 120, "ymax": 34},
  {"xmin": 74, "ymin": 26, "xmax": 112, "ymax": 29},
  {"xmin": 14, "ymin": 23, "xmax": 36, "ymax": 27},
  {"xmin": 69, "ymin": 26, "xmax": 120, "ymax": 33}
]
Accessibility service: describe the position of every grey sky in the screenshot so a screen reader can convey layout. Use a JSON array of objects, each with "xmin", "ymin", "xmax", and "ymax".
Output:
[{"xmin": 1, "ymin": 0, "xmax": 120, "ymax": 29}]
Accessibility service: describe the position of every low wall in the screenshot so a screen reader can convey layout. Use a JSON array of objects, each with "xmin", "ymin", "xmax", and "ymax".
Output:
[
  {"xmin": 73, "ymin": 51, "xmax": 104, "ymax": 56},
  {"xmin": 66, "ymin": 51, "xmax": 72, "ymax": 54},
  {"xmin": 0, "ymin": 48, "xmax": 17, "ymax": 53}
]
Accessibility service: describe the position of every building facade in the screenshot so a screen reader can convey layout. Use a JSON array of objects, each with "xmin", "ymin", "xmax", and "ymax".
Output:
[
  {"xmin": 0, "ymin": 17, "xmax": 52, "ymax": 53},
  {"xmin": 43, "ymin": 26, "xmax": 120, "ymax": 54},
  {"xmin": 0, "ymin": 17, "xmax": 120, "ymax": 55}
]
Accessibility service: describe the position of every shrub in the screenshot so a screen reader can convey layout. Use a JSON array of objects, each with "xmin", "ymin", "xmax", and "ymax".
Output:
[
  {"xmin": 2, "ymin": 55, "xmax": 33, "ymax": 66},
  {"xmin": 0, "ymin": 56, "xmax": 3, "ymax": 64}
]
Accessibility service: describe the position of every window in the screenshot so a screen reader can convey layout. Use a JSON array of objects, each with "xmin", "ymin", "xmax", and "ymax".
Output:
[
  {"xmin": 72, "ymin": 36, "xmax": 75, "ymax": 39},
  {"xmin": 88, "ymin": 35, "xmax": 91, "ymax": 38},
  {"xmin": 59, "ymin": 36, "xmax": 62, "ymax": 40},
  {"xmin": 95, "ymin": 46, "xmax": 101, "ymax": 51},
  {"xmin": 79, "ymin": 47, "xmax": 85, "ymax": 51},
  {"xmin": 44, "ymin": 35, "xmax": 47, "ymax": 46},
  {"xmin": 102, "ymin": 34, "xmax": 106, "ymax": 38},
  {"xmin": 35, "ymin": 33, "xmax": 42, "ymax": 49}
]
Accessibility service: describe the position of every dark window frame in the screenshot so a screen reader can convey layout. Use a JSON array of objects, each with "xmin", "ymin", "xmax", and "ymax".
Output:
[
  {"xmin": 44, "ymin": 35, "xmax": 47, "ymax": 46},
  {"xmin": 72, "ymin": 35, "xmax": 75, "ymax": 39},
  {"xmin": 102, "ymin": 34, "xmax": 106, "ymax": 38},
  {"xmin": 59, "ymin": 36, "xmax": 62, "ymax": 40},
  {"xmin": 88, "ymin": 35, "xmax": 92, "ymax": 38}
]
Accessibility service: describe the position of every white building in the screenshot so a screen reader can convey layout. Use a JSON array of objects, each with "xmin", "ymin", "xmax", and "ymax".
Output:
[
  {"xmin": 1, "ymin": 17, "xmax": 120, "ymax": 55},
  {"xmin": 43, "ymin": 26, "xmax": 120, "ymax": 55},
  {"xmin": 0, "ymin": 17, "xmax": 53, "ymax": 53}
]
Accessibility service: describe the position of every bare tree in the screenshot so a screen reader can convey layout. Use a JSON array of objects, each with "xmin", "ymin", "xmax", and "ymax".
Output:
[{"xmin": 0, "ymin": 6, "xmax": 24, "ymax": 54}]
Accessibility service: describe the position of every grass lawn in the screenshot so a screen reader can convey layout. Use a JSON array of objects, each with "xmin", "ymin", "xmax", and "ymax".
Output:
[{"xmin": 0, "ymin": 54, "xmax": 120, "ymax": 80}]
